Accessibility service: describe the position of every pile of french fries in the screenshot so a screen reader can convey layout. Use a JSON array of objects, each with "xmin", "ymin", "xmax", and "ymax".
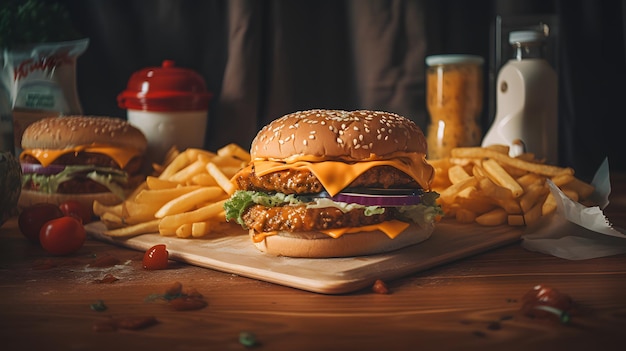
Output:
[
  {"xmin": 93, "ymin": 144, "xmax": 250, "ymax": 238},
  {"xmin": 430, "ymin": 145, "xmax": 595, "ymax": 227}
]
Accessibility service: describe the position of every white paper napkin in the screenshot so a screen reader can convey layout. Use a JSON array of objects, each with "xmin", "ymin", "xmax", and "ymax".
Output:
[{"xmin": 522, "ymin": 158, "xmax": 626, "ymax": 260}]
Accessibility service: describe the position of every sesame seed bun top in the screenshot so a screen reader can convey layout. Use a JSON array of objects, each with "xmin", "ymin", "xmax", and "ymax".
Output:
[
  {"xmin": 251, "ymin": 109, "xmax": 428, "ymax": 162},
  {"xmin": 21, "ymin": 115, "xmax": 147, "ymax": 152}
]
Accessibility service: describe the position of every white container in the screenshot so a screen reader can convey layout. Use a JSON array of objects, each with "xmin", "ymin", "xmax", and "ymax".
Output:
[
  {"xmin": 482, "ymin": 30, "xmax": 558, "ymax": 163},
  {"xmin": 118, "ymin": 60, "xmax": 212, "ymax": 167},
  {"xmin": 127, "ymin": 109, "xmax": 208, "ymax": 164}
]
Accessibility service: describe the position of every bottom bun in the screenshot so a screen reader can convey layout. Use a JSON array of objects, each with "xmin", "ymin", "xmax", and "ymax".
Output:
[
  {"xmin": 18, "ymin": 190, "xmax": 123, "ymax": 211},
  {"xmin": 251, "ymin": 222, "xmax": 434, "ymax": 258}
]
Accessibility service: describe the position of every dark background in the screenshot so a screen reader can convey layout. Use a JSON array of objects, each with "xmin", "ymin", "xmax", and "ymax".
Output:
[{"xmin": 30, "ymin": 0, "xmax": 626, "ymax": 181}]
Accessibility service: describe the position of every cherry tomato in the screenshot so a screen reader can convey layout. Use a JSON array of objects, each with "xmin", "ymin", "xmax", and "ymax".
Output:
[
  {"xmin": 59, "ymin": 200, "xmax": 93, "ymax": 224},
  {"xmin": 18, "ymin": 203, "xmax": 64, "ymax": 243},
  {"xmin": 39, "ymin": 216, "xmax": 86, "ymax": 255},
  {"xmin": 143, "ymin": 244, "xmax": 169, "ymax": 270}
]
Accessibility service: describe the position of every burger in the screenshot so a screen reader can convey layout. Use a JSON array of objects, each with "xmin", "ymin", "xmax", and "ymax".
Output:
[
  {"xmin": 18, "ymin": 115, "xmax": 147, "ymax": 209},
  {"xmin": 224, "ymin": 109, "xmax": 442, "ymax": 258}
]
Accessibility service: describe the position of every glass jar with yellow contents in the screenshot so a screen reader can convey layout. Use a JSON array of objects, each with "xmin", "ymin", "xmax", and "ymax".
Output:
[{"xmin": 425, "ymin": 54, "xmax": 484, "ymax": 159}]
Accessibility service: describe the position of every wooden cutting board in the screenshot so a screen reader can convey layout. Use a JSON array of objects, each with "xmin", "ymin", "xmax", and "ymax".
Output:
[{"xmin": 86, "ymin": 220, "xmax": 523, "ymax": 294}]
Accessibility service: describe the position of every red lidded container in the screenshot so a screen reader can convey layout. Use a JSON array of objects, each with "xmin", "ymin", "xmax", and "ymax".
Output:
[{"xmin": 117, "ymin": 60, "xmax": 212, "ymax": 111}]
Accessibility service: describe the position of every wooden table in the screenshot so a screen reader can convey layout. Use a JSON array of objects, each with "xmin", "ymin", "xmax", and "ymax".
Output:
[{"xmin": 1, "ymin": 173, "xmax": 625, "ymax": 351}]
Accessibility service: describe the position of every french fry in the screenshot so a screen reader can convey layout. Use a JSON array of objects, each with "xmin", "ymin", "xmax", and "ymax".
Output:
[
  {"xmin": 168, "ymin": 159, "xmax": 208, "ymax": 184},
  {"xmin": 158, "ymin": 152, "xmax": 191, "ymax": 180},
  {"xmin": 189, "ymin": 173, "xmax": 219, "ymax": 187},
  {"xmin": 485, "ymin": 144, "xmax": 510, "ymax": 154},
  {"xmin": 176, "ymin": 223, "xmax": 193, "ymax": 238},
  {"xmin": 550, "ymin": 173, "xmax": 575, "ymax": 187},
  {"xmin": 478, "ymin": 177, "xmax": 513, "ymax": 200},
  {"xmin": 134, "ymin": 186, "xmax": 201, "ymax": 204},
  {"xmin": 542, "ymin": 192, "xmax": 557, "ymax": 216},
  {"xmin": 448, "ymin": 165, "xmax": 471, "ymax": 184},
  {"xmin": 515, "ymin": 152, "xmax": 537, "ymax": 162},
  {"xmin": 155, "ymin": 186, "xmax": 225, "ymax": 218},
  {"xmin": 562, "ymin": 177, "xmax": 595, "ymax": 200},
  {"xmin": 104, "ymin": 219, "xmax": 160, "ymax": 237},
  {"xmin": 95, "ymin": 143, "xmax": 252, "ymax": 239},
  {"xmin": 475, "ymin": 208, "xmax": 507, "ymax": 226},
  {"xmin": 508, "ymin": 214, "xmax": 525, "ymax": 226},
  {"xmin": 481, "ymin": 158, "xmax": 524, "ymax": 198},
  {"xmin": 517, "ymin": 173, "xmax": 544, "ymax": 189},
  {"xmin": 99, "ymin": 211, "xmax": 125, "ymax": 229},
  {"xmin": 433, "ymin": 144, "xmax": 594, "ymax": 227},
  {"xmin": 192, "ymin": 221, "xmax": 213, "ymax": 238},
  {"xmin": 450, "ymin": 147, "xmax": 573, "ymax": 177},
  {"xmin": 123, "ymin": 201, "xmax": 161, "ymax": 224},
  {"xmin": 93, "ymin": 201, "xmax": 123, "ymax": 218},
  {"xmin": 184, "ymin": 148, "xmax": 216, "ymax": 161},
  {"xmin": 146, "ymin": 176, "xmax": 179, "ymax": 190},
  {"xmin": 217, "ymin": 143, "xmax": 251, "ymax": 162},
  {"xmin": 217, "ymin": 166, "xmax": 244, "ymax": 178},
  {"xmin": 519, "ymin": 183, "xmax": 548, "ymax": 213},
  {"xmin": 207, "ymin": 162, "xmax": 236, "ymax": 195},
  {"xmin": 455, "ymin": 193, "xmax": 497, "ymax": 214},
  {"xmin": 523, "ymin": 201, "xmax": 544, "ymax": 227},
  {"xmin": 439, "ymin": 176, "xmax": 477, "ymax": 204},
  {"xmin": 159, "ymin": 226, "xmax": 177, "ymax": 236},
  {"xmin": 471, "ymin": 164, "xmax": 487, "ymax": 179},
  {"xmin": 210, "ymin": 154, "xmax": 247, "ymax": 168},
  {"xmin": 158, "ymin": 199, "xmax": 228, "ymax": 232}
]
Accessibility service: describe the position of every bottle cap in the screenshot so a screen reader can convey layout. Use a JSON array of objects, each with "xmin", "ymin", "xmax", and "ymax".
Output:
[
  {"xmin": 509, "ymin": 30, "xmax": 545, "ymax": 45},
  {"xmin": 426, "ymin": 54, "xmax": 484, "ymax": 66}
]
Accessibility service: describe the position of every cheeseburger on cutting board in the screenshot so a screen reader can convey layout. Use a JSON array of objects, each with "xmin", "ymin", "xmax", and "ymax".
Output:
[
  {"xmin": 224, "ymin": 109, "xmax": 442, "ymax": 258},
  {"xmin": 18, "ymin": 116, "xmax": 147, "ymax": 209}
]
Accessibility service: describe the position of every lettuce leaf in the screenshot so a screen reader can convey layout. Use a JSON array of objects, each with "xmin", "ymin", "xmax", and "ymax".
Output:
[
  {"xmin": 223, "ymin": 190, "xmax": 441, "ymax": 229},
  {"xmin": 21, "ymin": 165, "xmax": 128, "ymax": 199}
]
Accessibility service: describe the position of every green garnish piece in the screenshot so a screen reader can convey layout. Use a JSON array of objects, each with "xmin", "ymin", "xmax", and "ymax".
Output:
[
  {"xmin": 90, "ymin": 300, "xmax": 107, "ymax": 312},
  {"xmin": 238, "ymin": 331, "xmax": 258, "ymax": 347}
]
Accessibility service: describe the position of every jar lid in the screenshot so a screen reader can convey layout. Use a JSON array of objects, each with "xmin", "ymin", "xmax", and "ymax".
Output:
[
  {"xmin": 509, "ymin": 30, "xmax": 545, "ymax": 44},
  {"xmin": 117, "ymin": 60, "xmax": 213, "ymax": 111},
  {"xmin": 426, "ymin": 54, "xmax": 484, "ymax": 66}
]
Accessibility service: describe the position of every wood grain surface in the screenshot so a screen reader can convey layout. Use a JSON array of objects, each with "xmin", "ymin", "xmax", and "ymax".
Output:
[
  {"xmin": 86, "ymin": 219, "xmax": 523, "ymax": 294},
  {"xmin": 1, "ymin": 173, "xmax": 625, "ymax": 351}
]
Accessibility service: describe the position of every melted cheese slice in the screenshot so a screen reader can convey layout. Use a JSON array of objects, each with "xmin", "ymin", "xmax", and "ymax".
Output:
[
  {"xmin": 252, "ymin": 152, "xmax": 433, "ymax": 196},
  {"xmin": 251, "ymin": 220, "xmax": 410, "ymax": 243},
  {"xmin": 20, "ymin": 144, "xmax": 142, "ymax": 168}
]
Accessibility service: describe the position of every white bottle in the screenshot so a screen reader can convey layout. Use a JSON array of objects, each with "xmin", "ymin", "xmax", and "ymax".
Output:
[{"xmin": 482, "ymin": 30, "xmax": 558, "ymax": 164}]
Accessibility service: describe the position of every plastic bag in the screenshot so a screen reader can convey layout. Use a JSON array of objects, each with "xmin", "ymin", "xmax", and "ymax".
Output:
[{"xmin": 0, "ymin": 38, "xmax": 89, "ymax": 154}]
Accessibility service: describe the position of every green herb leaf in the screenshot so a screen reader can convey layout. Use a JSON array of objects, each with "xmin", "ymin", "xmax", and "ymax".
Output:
[{"xmin": 90, "ymin": 300, "xmax": 107, "ymax": 312}]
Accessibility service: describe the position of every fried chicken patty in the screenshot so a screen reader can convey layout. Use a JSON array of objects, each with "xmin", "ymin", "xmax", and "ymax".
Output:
[
  {"xmin": 234, "ymin": 165, "xmax": 419, "ymax": 194},
  {"xmin": 242, "ymin": 204, "xmax": 397, "ymax": 233}
]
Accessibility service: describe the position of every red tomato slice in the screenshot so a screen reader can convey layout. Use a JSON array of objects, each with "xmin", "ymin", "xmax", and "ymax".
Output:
[
  {"xmin": 39, "ymin": 216, "xmax": 86, "ymax": 255},
  {"xmin": 143, "ymin": 244, "xmax": 169, "ymax": 270}
]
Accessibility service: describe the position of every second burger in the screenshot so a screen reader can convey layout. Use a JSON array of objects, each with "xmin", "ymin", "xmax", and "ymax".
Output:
[
  {"xmin": 224, "ymin": 109, "xmax": 442, "ymax": 258},
  {"xmin": 18, "ymin": 115, "xmax": 147, "ymax": 209}
]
